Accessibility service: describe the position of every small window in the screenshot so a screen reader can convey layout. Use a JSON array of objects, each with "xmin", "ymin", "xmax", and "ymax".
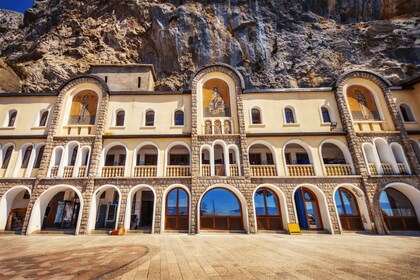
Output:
[
  {"xmin": 174, "ymin": 110, "xmax": 184, "ymax": 126},
  {"xmin": 285, "ymin": 107, "xmax": 295, "ymax": 124},
  {"xmin": 1, "ymin": 146, "xmax": 13, "ymax": 169},
  {"xmin": 69, "ymin": 146, "xmax": 78, "ymax": 166},
  {"xmin": 399, "ymin": 104, "xmax": 415, "ymax": 122},
  {"xmin": 39, "ymin": 111, "xmax": 49, "ymax": 127},
  {"xmin": 251, "ymin": 108, "xmax": 261, "ymax": 124},
  {"xmin": 138, "ymin": 77, "xmax": 142, "ymax": 88},
  {"xmin": 145, "ymin": 110, "xmax": 155, "ymax": 126},
  {"xmin": 116, "ymin": 110, "xmax": 125, "ymax": 126},
  {"xmin": 321, "ymin": 107, "xmax": 331, "ymax": 123},
  {"xmin": 7, "ymin": 110, "xmax": 17, "ymax": 127},
  {"xmin": 21, "ymin": 146, "xmax": 33, "ymax": 168},
  {"xmin": 34, "ymin": 146, "xmax": 45, "ymax": 168}
]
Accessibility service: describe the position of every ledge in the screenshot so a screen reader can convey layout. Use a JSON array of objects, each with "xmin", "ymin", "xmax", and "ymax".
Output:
[
  {"xmin": 246, "ymin": 131, "xmax": 346, "ymax": 137},
  {"xmin": 0, "ymin": 134, "xmax": 48, "ymax": 139},
  {"xmin": 103, "ymin": 134, "xmax": 192, "ymax": 138}
]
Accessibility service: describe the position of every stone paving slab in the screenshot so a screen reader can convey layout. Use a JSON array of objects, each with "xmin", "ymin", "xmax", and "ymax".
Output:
[{"xmin": 0, "ymin": 234, "xmax": 419, "ymax": 279}]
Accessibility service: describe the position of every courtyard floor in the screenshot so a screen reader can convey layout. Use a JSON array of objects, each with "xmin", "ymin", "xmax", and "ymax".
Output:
[{"xmin": 0, "ymin": 233, "xmax": 419, "ymax": 279}]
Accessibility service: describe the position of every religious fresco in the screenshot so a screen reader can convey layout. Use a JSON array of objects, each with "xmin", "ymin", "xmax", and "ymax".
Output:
[
  {"xmin": 203, "ymin": 79, "xmax": 231, "ymax": 117},
  {"xmin": 347, "ymin": 85, "xmax": 380, "ymax": 121},
  {"xmin": 69, "ymin": 90, "xmax": 98, "ymax": 125}
]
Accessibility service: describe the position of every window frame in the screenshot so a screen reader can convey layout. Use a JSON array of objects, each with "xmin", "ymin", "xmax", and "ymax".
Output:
[
  {"xmin": 398, "ymin": 103, "xmax": 416, "ymax": 123},
  {"xmin": 283, "ymin": 106, "xmax": 298, "ymax": 125},
  {"xmin": 250, "ymin": 107, "xmax": 262, "ymax": 125},
  {"xmin": 145, "ymin": 109, "xmax": 155, "ymax": 127},
  {"xmin": 174, "ymin": 110, "xmax": 184, "ymax": 126},
  {"xmin": 115, "ymin": 110, "xmax": 126, "ymax": 127}
]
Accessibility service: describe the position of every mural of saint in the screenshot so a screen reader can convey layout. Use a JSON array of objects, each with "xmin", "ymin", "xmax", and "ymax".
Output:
[
  {"xmin": 69, "ymin": 90, "xmax": 98, "ymax": 125},
  {"xmin": 347, "ymin": 85, "xmax": 380, "ymax": 121},
  {"xmin": 203, "ymin": 79, "xmax": 231, "ymax": 117}
]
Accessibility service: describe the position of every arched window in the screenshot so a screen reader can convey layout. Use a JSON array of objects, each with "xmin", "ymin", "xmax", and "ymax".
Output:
[
  {"xmin": 335, "ymin": 188, "xmax": 363, "ymax": 230},
  {"xmin": 321, "ymin": 107, "xmax": 331, "ymax": 123},
  {"xmin": 1, "ymin": 146, "xmax": 13, "ymax": 169},
  {"xmin": 294, "ymin": 187, "xmax": 323, "ymax": 230},
  {"xmin": 7, "ymin": 110, "xmax": 17, "ymax": 127},
  {"xmin": 21, "ymin": 146, "xmax": 33, "ymax": 168},
  {"xmin": 34, "ymin": 145, "xmax": 45, "ymax": 168},
  {"xmin": 165, "ymin": 188, "xmax": 189, "ymax": 231},
  {"xmin": 39, "ymin": 110, "xmax": 49, "ymax": 127},
  {"xmin": 145, "ymin": 110, "xmax": 155, "ymax": 126},
  {"xmin": 200, "ymin": 188, "xmax": 243, "ymax": 230},
  {"xmin": 251, "ymin": 108, "xmax": 261, "ymax": 124},
  {"xmin": 174, "ymin": 110, "xmax": 184, "ymax": 126},
  {"xmin": 380, "ymin": 188, "xmax": 419, "ymax": 231},
  {"xmin": 115, "ymin": 110, "xmax": 125, "ymax": 126},
  {"xmin": 254, "ymin": 187, "xmax": 282, "ymax": 230},
  {"xmin": 284, "ymin": 107, "xmax": 296, "ymax": 124},
  {"xmin": 399, "ymin": 104, "xmax": 415, "ymax": 122},
  {"xmin": 69, "ymin": 90, "xmax": 98, "ymax": 125}
]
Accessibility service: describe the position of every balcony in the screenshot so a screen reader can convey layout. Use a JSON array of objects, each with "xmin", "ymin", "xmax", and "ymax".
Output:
[
  {"xmin": 201, "ymin": 164, "xmax": 211, "ymax": 176},
  {"xmin": 50, "ymin": 166, "xmax": 59, "ymax": 177},
  {"xmin": 134, "ymin": 166, "xmax": 157, "ymax": 177},
  {"xmin": 287, "ymin": 164, "xmax": 315, "ymax": 176},
  {"xmin": 368, "ymin": 163, "xmax": 378, "ymax": 175},
  {"xmin": 63, "ymin": 166, "xmax": 74, "ymax": 178},
  {"xmin": 397, "ymin": 163, "xmax": 408, "ymax": 174},
  {"xmin": 78, "ymin": 166, "xmax": 87, "ymax": 177},
  {"xmin": 102, "ymin": 166, "xmax": 124, "ymax": 177},
  {"xmin": 353, "ymin": 121, "xmax": 384, "ymax": 132},
  {"xmin": 230, "ymin": 164, "xmax": 239, "ymax": 176},
  {"xmin": 325, "ymin": 164, "xmax": 352, "ymax": 176},
  {"xmin": 381, "ymin": 163, "xmax": 394, "ymax": 175},
  {"xmin": 63, "ymin": 125, "xmax": 93, "ymax": 136},
  {"xmin": 251, "ymin": 165, "xmax": 277, "ymax": 177},
  {"xmin": 166, "ymin": 166, "xmax": 190, "ymax": 177}
]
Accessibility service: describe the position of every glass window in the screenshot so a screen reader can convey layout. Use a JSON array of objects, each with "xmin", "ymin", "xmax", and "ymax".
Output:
[
  {"xmin": 116, "ymin": 111, "xmax": 125, "ymax": 126},
  {"xmin": 34, "ymin": 146, "xmax": 45, "ymax": 168},
  {"xmin": 8, "ymin": 110, "xmax": 17, "ymax": 127},
  {"xmin": 166, "ymin": 188, "xmax": 189, "ymax": 216},
  {"xmin": 174, "ymin": 110, "xmax": 184, "ymax": 126},
  {"xmin": 69, "ymin": 147, "xmax": 78, "ymax": 166},
  {"xmin": 285, "ymin": 108, "xmax": 295, "ymax": 123},
  {"xmin": 21, "ymin": 146, "xmax": 33, "ymax": 168},
  {"xmin": 400, "ymin": 104, "xmax": 415, "ymax": 122},
  {"xmin": 380, "ymin": 188, "xmax": 416, "ymax": 217},
  {"xmin": 249, "ymin": 153, "xmax": 262, "ymax": 165},
  {"xmin": 1, "ymin": 146, "xmax": 13, "ymax": 169},
  {"xmin": 169, "ymin": 154, "xmax": 190, "ymax": 165},
  {"xmin": 145, "ymin": 110, "xmax": 155, "ymax": 126},
  {"xmin": 321, "ymin": 107, "xmax": 331, "ymax": 123},
  {"xmin": 167, "ymin": 189, "xmax": 177, "ymax": 215},
  {"xmin": 254, "ymin": 189, "xmax": 266, "ymax": 216},
  {"xmin": 39, "ymin": 111, "xmax": 49, "ymax": 126},
  {"xmin": 200, "ymin": 188, "xmax": 241, "ymax": 216},
  {"xmin": 336, "ymin": 188, "xmax": 359, "ymax": 216},
  {"xmin": 251, "ymin": 108, "xmax": 261, "ymax": 124}
]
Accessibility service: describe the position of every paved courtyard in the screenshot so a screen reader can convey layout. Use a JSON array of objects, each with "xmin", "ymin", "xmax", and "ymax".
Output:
[{"xmin": 0, "ymin": 233, "xmax": 419, "ymax": 279}]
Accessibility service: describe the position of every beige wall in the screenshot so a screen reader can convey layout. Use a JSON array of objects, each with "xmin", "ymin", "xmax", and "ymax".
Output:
[
  {"xmin": 90, "ymin": 66, "xmax": 155, "ymax": 91},
  {"xmin": 392, "ymin": 83, "xmax": 420, "ymax": 131},
  {"xmin": 243, "ymin": 91, "xmax": 342, "ymax": 133},
  {"xmin": 0, "ymin": 96, "xmax": 55, "ymax": 135}
]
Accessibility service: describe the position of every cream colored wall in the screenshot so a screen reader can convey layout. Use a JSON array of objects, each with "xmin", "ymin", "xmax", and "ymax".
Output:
[
  {"xmin": 106, "ymin": 94, "xmax": 191, "ymax": 135},
  {"xmin": 90, "ymin": 67, "xmax": 154, "ymax": 91},
  {"xmin": 392, "ymin": 83, "xmax": 420, "ymax": 131},
  {"xmin": 343, "ymin": 78, "xmax": 396, "ymax": 131},
  {"xmin": 243, "ymin": 91, "xmax": 342, "ymax": 133},
  {"xmin": 247, "ymin": 135, "xmax": 352, "ymax": 176},
  {"xmin": 0, "ymin": 96, "xmax": 55, "ymax": 135},
  {"xmin": 101, "ymin": 138, "xmax": 191, "ymax": 177}
]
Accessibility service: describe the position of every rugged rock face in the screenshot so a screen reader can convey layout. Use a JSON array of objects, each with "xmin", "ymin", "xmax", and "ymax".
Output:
[{"xmin": 0, "ymin": 0, "xmax": 419, "ymax": 92}]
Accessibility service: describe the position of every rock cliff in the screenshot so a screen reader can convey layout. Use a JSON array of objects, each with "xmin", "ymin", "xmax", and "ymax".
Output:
[{"xmin": 0, "ymin": 0, "xmax": 419, "ymax": 92}]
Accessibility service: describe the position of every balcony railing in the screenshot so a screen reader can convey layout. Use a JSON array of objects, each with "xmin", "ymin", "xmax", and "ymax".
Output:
[
  {"xmin": 381, "ymin": 163, "xmax": 394, "ymax": 175},
  {"xmin": 325, "ymin": 164, "xmax": 352, "ymax": 176},
  {"xmin": 201, "ymin": 164, "xmax": 211, "ymax": 176},
  {"xmin": 166, "ymin": 166, "xmax": 191, "ymax": 177},
  {"xmin": 63, "ymin": 125, "xmax": 93, "ymax": 136},
  {"xmin": 353, "ymin": 121, "xmax": 384, "ymax": 132},
  {"xmin": 230, "ymin": 164, "xmax": 239, "ymax": 176},
  {"xmin": 134, "ymin": 166, "xmax": 157, "ymax": 177},
  {"xmin": 368, "ymin": 163, "xmax": 378, "ymax": 175},
  {"xmin": 215, "ymin": 164, "xmax": 225, "ymax": 176},
  {"xmin": 102, "ymin": 166, "xmax": 124, "ymax": 177},
  {"xmin": 63, "ymin": 166, "xmax": 74, "ymax": 178},
  {"xmin": 50, "ymin": 166, "xmax": 59, "ymax": 177},
  {"xmin": 287, "ymin": 164, "xmax": 315, "ymax": 176},
  {"xmin": 397, "ymin": 163, "xmax": 407, "ymax": 174},
  {"xmin": 251, "ymin": 165, "xmax": 277, "ymax": 177},
  {"xmin": 78, "ymin": 166, "xmax": 87, "ymax": 177}
]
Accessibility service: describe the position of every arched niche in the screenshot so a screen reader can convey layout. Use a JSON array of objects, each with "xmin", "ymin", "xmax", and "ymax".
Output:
[
  {"xmin": 0, "ymin": 186, "xmax": 31, "ymax": 231},
  {"xmin": 68, "ymin": 90, "xmax": 98, "ymax": 125}
]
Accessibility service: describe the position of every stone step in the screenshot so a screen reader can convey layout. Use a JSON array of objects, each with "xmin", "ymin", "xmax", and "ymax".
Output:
[
  {"xmin": 36, "ymin": 229, "xmax": 75, "ymax": 235},
  {"xmin": 90, "ymin": 230, "xmax": 111, "ymax": 235},
  {"xmin": 127, "ymin": 229, "xmax": 152, "ymax": 234},
  {"xmin": 0, "ymin": 230, "xmax": 20, "ymax": 235}
]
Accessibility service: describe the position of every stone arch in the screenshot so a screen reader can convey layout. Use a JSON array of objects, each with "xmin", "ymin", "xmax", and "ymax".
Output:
[
  {"xmin": 197, "ymin": 184, "xmax": 249, "ymax": 234},
  {"xmin": 335, "ymin": 69, "xmax": 392, "ymax": 88},
  {"xmin": 332, "ymin": 184, "xmax": 372, "ymax": 232},
  {"xmin": 252, "ymin": 184, "xmax": 289, "ymax": 232},
  {"xmin": 0, "ymin": 186, "xmax": 31, "ymax": 231},
  {"xmin": 87, "ymin": 185, "xmax": 122, "ymax": 232},
  {"xmin": 124, "ymin": 184, "xmax": 157, "ymax": 233},
  {"xmin": 190, "ymin": 63, "xmax": 245, "ymax": 90},
  {"xmin": 26, "ymin": 185, "xmax": 84, "ymax": 235},
  {"xmin": 161, "ymin": 184, "xmax": 192, "ymax": 233},
  {"xmin": 292, "ymin": 183, "xmax": 333, "ymax": 233}
]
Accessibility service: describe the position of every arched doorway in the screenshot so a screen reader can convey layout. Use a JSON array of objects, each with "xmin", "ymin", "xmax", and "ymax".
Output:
[
  {"xmin": 200, "ymin": 188, "xmax": 243, "ymax": 231},
  {"xmin": 380, "ymin": 188, "xmax": 419, "ymax": 231},
  {"xmin": 294, "ymin": 187, "xmax": 323, "ymax": 230},
  {"xmin": 27, "ymin": 185, "xmax": 83, "ymax": 235},
  {"xmin": 91, "ymin": 186, "xmax": 121, "ymax": 231},
  {"xmin": 0, "ymin": 186, "xmax": 31, "ymax": 232},
  {"xmin": 165, "ymin": 188, "xmax": 189, "ymax": 231},
  {"xmin": 254, "ymin": 187, "xmax": 282, "ymax": 230},
  {"xmin": 335, "ymin": 188, "xmax": 363, "ymax": 231},
  {"xmin": 125, "ymin": 185, "xmax": 156, "ymax": 233}
]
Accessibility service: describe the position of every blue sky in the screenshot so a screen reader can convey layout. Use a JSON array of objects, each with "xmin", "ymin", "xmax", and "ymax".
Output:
[{"xmin": 0, "ymin": 0, "xmax": 34, "ymax": 13}]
